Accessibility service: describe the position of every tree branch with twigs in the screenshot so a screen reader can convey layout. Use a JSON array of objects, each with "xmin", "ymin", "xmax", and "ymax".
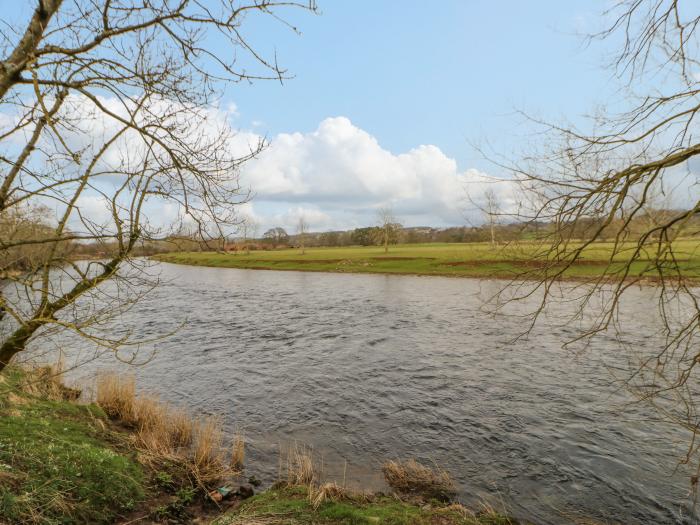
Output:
[
  {"xmin": 494, "ymin": 0, "xmax": 700, "ymax": 483},
  {"xmin": 0, "ymin": 0, "xmax": 317, "ymax": 372}
]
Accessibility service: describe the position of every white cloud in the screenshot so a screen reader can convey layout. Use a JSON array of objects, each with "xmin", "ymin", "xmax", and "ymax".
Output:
[
  {"xmin": 2, "ymin": 90, "xmax": 514, "ymax": 234},
  {"xmin": 240, "ymin": 116, "xmax": 515, "ymax": 230},
  {"xmin": 280, "ymin": 206, "xmax": 333, "ymax": 231}
]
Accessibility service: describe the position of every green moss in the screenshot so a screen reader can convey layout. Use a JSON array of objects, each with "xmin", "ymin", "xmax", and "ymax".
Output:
[
  {"xmin": 0, "ymin": 368, "xmax": 145, "ymax": 524},
  {"xmin": 214, "ymin": 487, "xmax": 519, "ymax": 525}
]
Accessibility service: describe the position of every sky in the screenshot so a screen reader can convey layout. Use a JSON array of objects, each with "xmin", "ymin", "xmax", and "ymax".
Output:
[
  {"xmin": 3, "ymin": 0, "xmax": 624, "ymax": 234},
  {"xmin": 214, "ymin": 0, "xmax": 616, "ymax": 232}
]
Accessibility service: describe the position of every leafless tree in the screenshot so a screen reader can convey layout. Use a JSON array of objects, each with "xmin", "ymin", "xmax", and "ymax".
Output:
[
  {"xmin": 499, "ymin": 0, "xmax": 700, "ymax": 478},
  {"xmin": 483, "ymin": 188, "xmax": 500, "ymax": 248},
  {"xmin": 0, "ymin": 0, "xmax": 317, "ymax": 372},
  {"xmin": 377, "ymin": 207, "xmax": 399, "ymax": 254},
  {"xmin": 296, "ymin": 215, "xmax": 308, "ymax": 255},
  {"xmin": 240, "ymin": 215, "xmax": 258, "ymax": 255}
]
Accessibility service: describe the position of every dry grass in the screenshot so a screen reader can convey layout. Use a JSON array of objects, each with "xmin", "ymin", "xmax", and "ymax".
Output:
[
  {"xmin": 132, "ymin": 395, "xmax": 178, "ymax": 456},
  {"xmin": 169, "ymin": 406, "xmax": 195, "ymax": 448},
  {"xmin": 308, "ymin": 481, "xmax": 348, "ymax": 510},
  {"xmin": 95, "ymin": 373, "xmax": 135, "ymax": 422},
  {"xmin": 283, "ymin": 443, "xmax": 317, "ymax": 486},
  {"xmin": 19, "ymin": 361, "xmax": 81, "ymax": 401},
  {"xmin": 95, "ymin": 372, "xmax": 242, "ymax": 489},
  {"xmin": 277, "ymin": 444, "xmax": 366, "ymax": 510},
  {"xmin": 191, "ymin": 415, "xmax": 229, "ymax": 485},
  {"xmin": 231, "ymin": 432, "xmax": 245, "ymax": 471},
  {"xmin": 382, "ymin": 458, "xmax": 456, "ymax": 502}
]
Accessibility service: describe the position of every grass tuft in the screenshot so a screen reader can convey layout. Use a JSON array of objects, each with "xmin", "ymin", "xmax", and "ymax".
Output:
[
  {"xmin": 283, "ymin": 443, "xmax": 317, "ymax": 487},
  {"xmin": 18, "ymin": 361, "xmax": 81, "ymax": 401},
  {"xmin": 96, "ymin": 372, "xmax": 136, "ymax": 422},
  {"xmin": 308, "ymin": 481, "xmax": 348, "ymax": 510},
  {"xmin": 231, "ymin": 431, "xmax": 245, "ymax": 471},
  {"xmin": 95, "ymin": 372, "xmax": 242, "ymax": 490},
  {"xmin": 170, "ymin": 405, "xmax": 195, "ymax": 448},
  {"xmin": 382, "ymin": 458, "xmax": 456, "ymax": 502},
  {"xmin": 191, "ymin": 415, "xmax": 229, "ymax": 486}
]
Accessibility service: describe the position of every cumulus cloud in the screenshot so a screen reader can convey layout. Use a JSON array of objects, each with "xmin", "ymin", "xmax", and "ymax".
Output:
[
  {"xmin": 240, "ymin": 116, "xmax": 515, "ymax": 230},
  {"xmin": 2, "ymin": 90, "xmax": 515, "ymax": 234}
]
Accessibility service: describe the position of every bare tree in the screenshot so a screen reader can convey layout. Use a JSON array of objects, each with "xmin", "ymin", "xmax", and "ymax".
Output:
[
  {"xmin": 0, "ymin": 0, "xmax": 317, "ymax": 372},
  {"xmin": 297, "ymin": 215, "xmax": 308, "ymax": 255},
  {"xmin": 377, "ymin": 207, "xmax": 399, "ymax": 254},
  {"xmin": 240, "ymin": 216, "xmax": 258, "ymax": 255},
  {"xmin": 499, "ymin": 0, "xmax": 700, "ymax": 477},
  {"xmin": 483, "ymin": 188, "xmax": 500, "ymax": 248}
]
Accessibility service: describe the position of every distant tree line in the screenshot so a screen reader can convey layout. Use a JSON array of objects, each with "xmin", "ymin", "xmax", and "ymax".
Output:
[
  {"xmin": 280, "ymin": 209, "xmax": 699, "ymax": 248},
  {"xmin": 4, "ymin": 207, "xmax": 695, "ymax": 275}
]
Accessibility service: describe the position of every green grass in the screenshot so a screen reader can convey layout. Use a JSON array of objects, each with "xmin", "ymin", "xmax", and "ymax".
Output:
[
  {"xmin": 0, "ymin": 368, "xmax": 145, "ymax": 524},
  {"xmin": 153, "ymin": 240, "xmax": 700, "ymax": 280},
  {"xmin": 214, "ymin": 486, "xmax": 519, "ymax": 525}
]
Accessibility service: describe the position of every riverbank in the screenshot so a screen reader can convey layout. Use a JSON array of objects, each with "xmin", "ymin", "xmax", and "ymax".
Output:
[
  {"xmin": 0, "ymin": 365, "xmax": 519, "ymax": 524},
  {"xmin": 152, "ymin": 241, "xmax": 700, "ymax": 280}
]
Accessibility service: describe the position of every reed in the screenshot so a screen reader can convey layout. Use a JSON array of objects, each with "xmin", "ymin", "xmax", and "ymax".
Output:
[
  {"xmin": 95, "ymin": 372, "xmax": 240, "ymax": 489},
  {"xmin": 381, "ymin": 458, "xmax": 456, "ymax": 501},
  {"xmin": 191, "ymin": 415, "xmax": 228, "ymax": 485},
  {"xmin": 231, "ymin": 432, "xmax": 245, "ymax": 471},
  {"xmin": 284, "ymin": 443, "xmax": 316, "ymax": 486},
  {"xmin": 95, "ymin": 373, "xmax": 136, "ymax": 422}
]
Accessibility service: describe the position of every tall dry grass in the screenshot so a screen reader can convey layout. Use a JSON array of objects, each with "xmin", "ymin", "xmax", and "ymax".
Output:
[
  {"xmin": 283, "ymin": 443, "xmax": 317, "ymax": 486},
  {"xmin": 95, "ymin": 373, "xmax": 135, "ymax": 422},
  {"xmin": 169, "ymin": 406, "xmax": 195, "ymax": 448},
  {"xmin": 308, "ymin": 481, "xmax": 348, "ymax": 510},
  {"xmin": 191, "ymin": 415, "xmax": 228, "ymax": 485},
  {"xmin": 277, "ymin": 444, "xmax": 357, "ymax": 510},
  {"xmin": 19, "ymin": 361, "xmax": 81, "ymax": 401},
  {"xmin": 95, "ymin": 372, "xmax": 242, "ymax": 489},
  {"xmin": 231, "ymin": 432, "xmax": 245, "ymax": 471},
  {"xmin": 382, "ymin": 458, "xmax": 456, "ymax": 502}
]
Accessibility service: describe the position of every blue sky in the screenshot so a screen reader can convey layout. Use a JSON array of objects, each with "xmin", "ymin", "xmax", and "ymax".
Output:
[
  {"xmin": 214, "ymin": 0, "xmax": 618, "ymax": 230},
  {"xmin": 228, "ymin": 1, "xmax": 611, "ymax": 170}
]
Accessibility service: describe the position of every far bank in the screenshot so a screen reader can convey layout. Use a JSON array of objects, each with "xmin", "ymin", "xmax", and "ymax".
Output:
[{"xmin": 152, "ymin": 241, "xmax": 700, "ymax": 280}]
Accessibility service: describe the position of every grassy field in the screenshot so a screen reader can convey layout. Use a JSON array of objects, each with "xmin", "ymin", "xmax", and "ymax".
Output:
[{"xmin": 153, "ymin": 240, "xmax": 700, "ymax": 280}]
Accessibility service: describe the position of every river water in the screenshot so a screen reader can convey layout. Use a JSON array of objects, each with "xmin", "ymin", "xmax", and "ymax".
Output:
[{"xmin": 40, "ymin": 262, "xmax": 700, "ymax": 524}]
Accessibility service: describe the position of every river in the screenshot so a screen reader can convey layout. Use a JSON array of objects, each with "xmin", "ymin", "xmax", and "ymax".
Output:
[{"xmin": 43, "ymin": 262, "xmax": 699, "ymax": 524}]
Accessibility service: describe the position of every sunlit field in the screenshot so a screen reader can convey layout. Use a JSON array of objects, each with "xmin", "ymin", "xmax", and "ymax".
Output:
[{"xmin": 154, "ymin": 240, "xmax": 700, "ymax": 280}]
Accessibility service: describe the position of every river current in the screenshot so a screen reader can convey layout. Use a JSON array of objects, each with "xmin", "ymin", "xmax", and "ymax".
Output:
[{"xmin": 38, "ymin": 262, "xmax": 700, "ymax": 524}]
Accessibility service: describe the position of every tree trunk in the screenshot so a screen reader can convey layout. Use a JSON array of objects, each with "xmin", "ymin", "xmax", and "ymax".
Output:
[{"xmin": 0, "ymin": 323, "xmax": 38, "ymax": 372}]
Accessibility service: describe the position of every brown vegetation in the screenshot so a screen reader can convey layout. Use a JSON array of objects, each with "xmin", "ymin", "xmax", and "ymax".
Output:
[
  {"xmin": 382, "ymin": 458, "xmax": 456, "ymax": 502},
  {"xmin": 17, "ymin": 362, "xmax": 81, "ymax": 401},
  {"xmin": 308, "ymin": 482, "xmax": 349, "ymax": 510},
  {"xmin": 231, "ymin": 433, "xmax": 246, "ymax": 471},
  {"xmin": 95, "ymin": 372, "xmax": 243, "ymax": 489},
  {"xmin": 283, "ymin": 443, "xmax": 317, "ymax": 487}
]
